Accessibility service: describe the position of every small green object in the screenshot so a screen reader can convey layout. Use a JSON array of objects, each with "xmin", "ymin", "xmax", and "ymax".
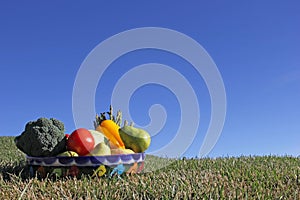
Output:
[{"xmin": 52, "ymin": 168, "xmax": 63, "ymax": 178}]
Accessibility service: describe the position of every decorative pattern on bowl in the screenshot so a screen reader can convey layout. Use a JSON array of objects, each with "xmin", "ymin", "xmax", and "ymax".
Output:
[
  {"xmin": 27, "ymin": 153, "xmax": 145, "ymax": 167},
  {"xmin": 26, "ymin": 153, "xmax": 146, "ymax": 178}
]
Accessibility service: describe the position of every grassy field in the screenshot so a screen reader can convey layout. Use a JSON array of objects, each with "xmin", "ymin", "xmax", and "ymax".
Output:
[{"xmin": 0, "ymin": 136, "xmax": 299, "ymax": 199}]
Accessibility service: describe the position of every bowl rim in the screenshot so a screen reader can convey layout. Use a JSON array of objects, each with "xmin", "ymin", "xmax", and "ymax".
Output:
[{"xmin": 26, "ymin": 152, "xmax": 146, "ymax": 167}]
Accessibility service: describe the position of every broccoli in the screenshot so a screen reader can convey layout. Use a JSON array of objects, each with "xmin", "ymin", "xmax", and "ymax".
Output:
[{"xmin": 15, "ymin": 118, "xmax": 67, "ymax": 157}]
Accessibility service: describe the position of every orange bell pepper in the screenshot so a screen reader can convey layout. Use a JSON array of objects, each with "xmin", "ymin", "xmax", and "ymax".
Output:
[{"xmin": 96, "ymin": 120, "xmax": 125, "ymax": 149}]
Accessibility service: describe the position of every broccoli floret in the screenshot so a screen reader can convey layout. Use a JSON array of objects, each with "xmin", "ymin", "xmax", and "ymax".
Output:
[{"xmin": 15, "ymin": 117, "xmax": 67, "ymax": 157}]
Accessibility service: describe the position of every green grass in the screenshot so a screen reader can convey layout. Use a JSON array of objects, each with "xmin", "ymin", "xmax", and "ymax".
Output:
[{"xmin": 1, "ymin": 136, "xmax": 299, "ymax": 199}]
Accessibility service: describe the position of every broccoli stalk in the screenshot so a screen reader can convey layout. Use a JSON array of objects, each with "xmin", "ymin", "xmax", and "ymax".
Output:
[{"xmin": 15, "ymin": 118, "xmax": 67, "ymax": 157}]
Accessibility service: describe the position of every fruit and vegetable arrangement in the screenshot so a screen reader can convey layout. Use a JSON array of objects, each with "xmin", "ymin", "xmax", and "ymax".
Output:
[{"xmin": 15, "ymin": 106, "xmax": 150, "ymax": 178}]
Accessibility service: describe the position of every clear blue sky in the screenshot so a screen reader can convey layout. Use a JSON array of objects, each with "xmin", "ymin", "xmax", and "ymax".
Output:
[{"xmin": 0, "ymin": 1, "xmax": 299, "ymax": 158}]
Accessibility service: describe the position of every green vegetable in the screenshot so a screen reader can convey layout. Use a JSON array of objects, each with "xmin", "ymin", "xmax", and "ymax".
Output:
[
  {"xmin": 15, "ymin": 118, "xmax": 67, "ymax": 157},
  {"xmin": 119, "ymin": 126, "xmax": 151, "ymax": 153}
]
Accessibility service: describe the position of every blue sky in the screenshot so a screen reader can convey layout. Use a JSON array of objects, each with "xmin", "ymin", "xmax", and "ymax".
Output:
[{"xmin": 0, "ymin": 1, "xmax": 299, "ymax": 158}]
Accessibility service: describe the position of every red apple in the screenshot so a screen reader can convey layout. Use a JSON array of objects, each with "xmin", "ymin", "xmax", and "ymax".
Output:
[{"xmin": 67, "ymin": 128, "xmax": 95, "ymax": 156}]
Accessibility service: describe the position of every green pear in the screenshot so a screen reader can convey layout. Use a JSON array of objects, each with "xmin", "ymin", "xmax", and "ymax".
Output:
[
  {"xmin": 119, "ymin": 126, "xmax": 151, "ymax": 153},
  {"xmin": 89, "ymin": 142, "xmax": 111, "ymax": 156}
]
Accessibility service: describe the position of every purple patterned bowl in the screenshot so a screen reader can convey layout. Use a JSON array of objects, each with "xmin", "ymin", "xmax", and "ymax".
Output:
[{"xmin": 26, "ymin": 153, "xmax": 146, "ymax": 178}]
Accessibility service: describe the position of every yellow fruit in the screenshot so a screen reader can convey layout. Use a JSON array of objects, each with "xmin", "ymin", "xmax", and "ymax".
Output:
[
  {"xmin": 89, "ymin": 142, "xmax": 111, "ymax": 156},
  {"xmin": 111, "ymin": 148, "xmax": 135, "ymax": 155},
  {"xmin": 57, "ymin": 151, "xmax": 78, "ymax": 157},
  {"xmin": 119, "ymin": 126, "xmax": 151, "ymax": 153}
]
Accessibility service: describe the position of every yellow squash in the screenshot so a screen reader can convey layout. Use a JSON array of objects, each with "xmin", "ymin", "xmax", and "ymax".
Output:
[{"xmin": 96, "ymin": 120, "xmax": 125, "ymax": 149}]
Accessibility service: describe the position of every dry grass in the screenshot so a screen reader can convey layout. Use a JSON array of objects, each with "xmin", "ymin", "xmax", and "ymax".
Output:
[{"xmin": 1, "ymin": 136, "xmax": 299, "ymax": 199}]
